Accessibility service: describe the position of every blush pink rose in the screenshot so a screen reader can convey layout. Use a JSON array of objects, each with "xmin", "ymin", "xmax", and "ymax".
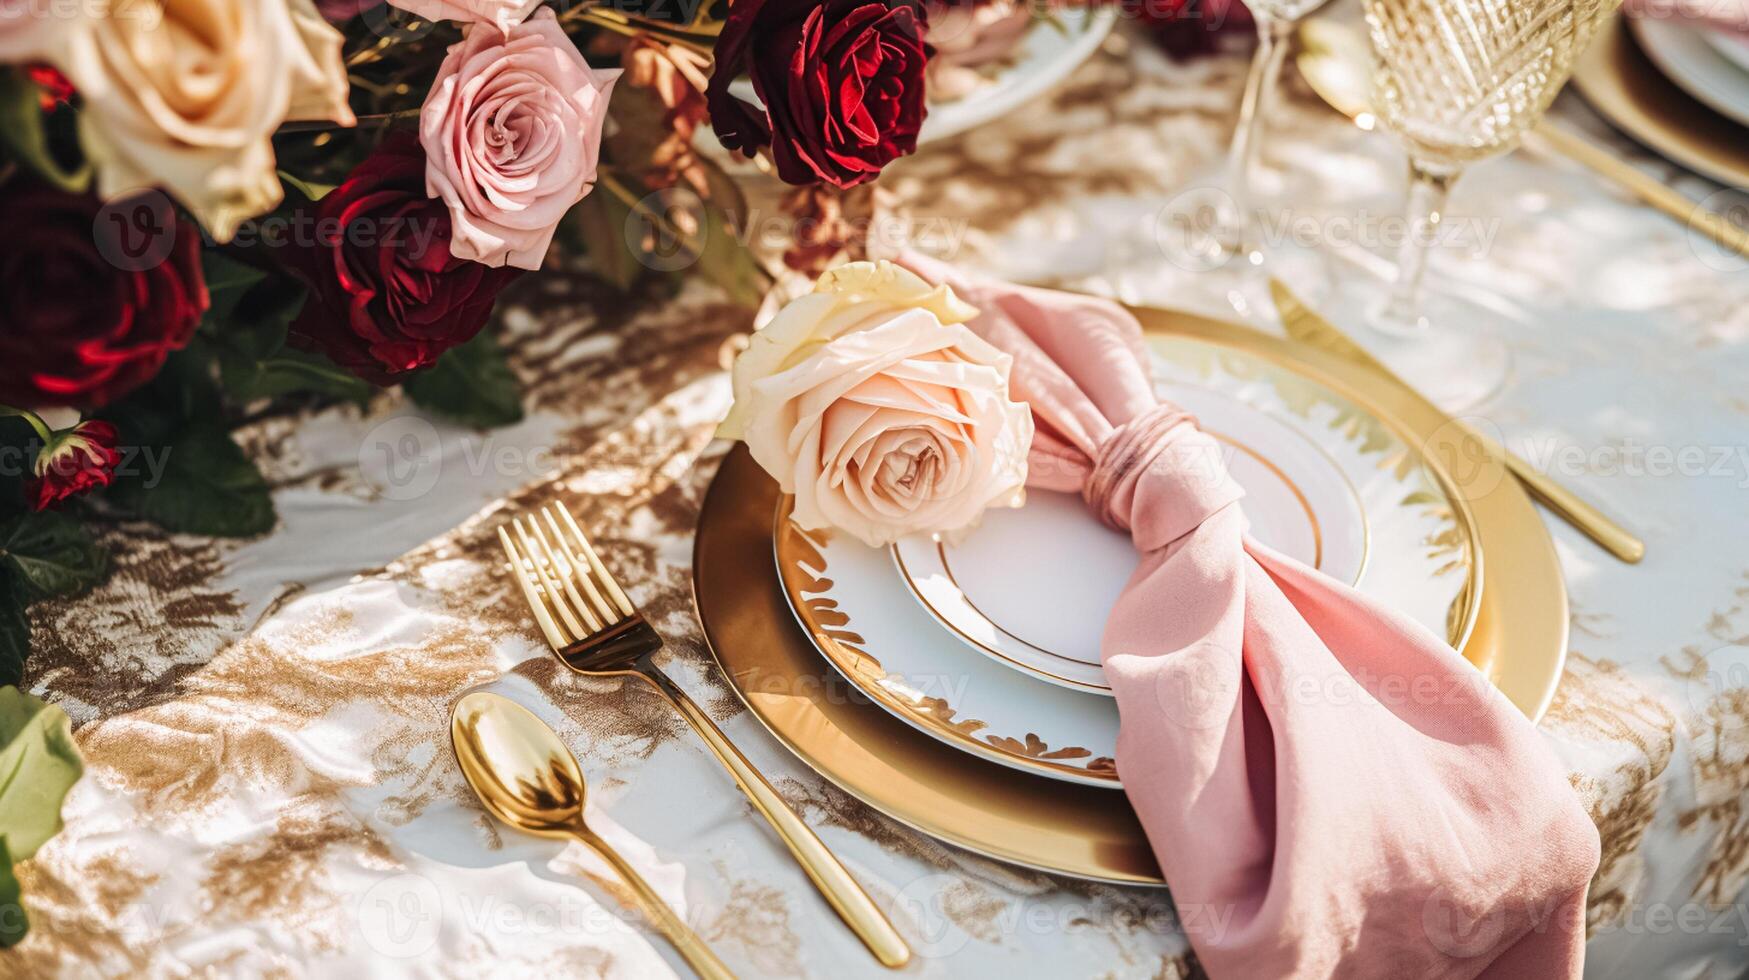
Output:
[
  {"xmin": 419, "ymin": 6, "xmax": 619, "ymax": 270},
  {"xmin": 720, "ymin": 261, "xmax": 1034, "ymax": 548},
  {"xmin": 387, "ymin": 0, "xmax": 541, "ymax": 32}
]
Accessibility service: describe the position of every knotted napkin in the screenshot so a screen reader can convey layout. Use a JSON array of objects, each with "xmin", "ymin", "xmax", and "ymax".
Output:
[{"xmin": 898, "ymin": 254, "xmax": 1599, "ymax": 980}]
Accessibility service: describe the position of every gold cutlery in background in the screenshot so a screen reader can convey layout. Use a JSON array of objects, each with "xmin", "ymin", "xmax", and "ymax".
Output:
[
  {"xmin": 496, "ymin": 503, "xmax": 912, "ymax": 969},
  {"xmin": 1268, "ymin": 279, "xmax": 1646, "ymax": 564},
  {"xmin": 1296, "ymin": 19, "xmax": 1749, "ymax": 261},
  {"xmin": 451, "ymin": 691, "xmax": 735, "ymax": 980}
]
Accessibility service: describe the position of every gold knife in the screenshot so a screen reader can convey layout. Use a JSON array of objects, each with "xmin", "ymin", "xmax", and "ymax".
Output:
[{"xmin": 1268, "ymin": 279, "xmax": 1645, "ymax": 564}]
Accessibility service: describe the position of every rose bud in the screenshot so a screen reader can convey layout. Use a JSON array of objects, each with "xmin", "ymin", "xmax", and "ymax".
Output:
[{"xmin": 28, "ymin": 420, "xmax": 122, "ymax": 512}]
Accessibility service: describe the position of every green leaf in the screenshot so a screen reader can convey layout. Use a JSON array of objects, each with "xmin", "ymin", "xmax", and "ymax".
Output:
[
  {"xmin": 0, "ymin": 70, "xmax": 89, "ymax": 192},
  {"xmin": 0, "ymin": 512, "xmax": 106, "ymax": 601},
  {"xmin": 570, "ymin": 191, "xmax": 645, "ymax": 292},
  {"xmin": 694, "ymin": 199, "xmax": 766, "ymax": 310},
  {"xmin": 224, "ymin": 348, "xmax": 375, "ymax": 406},
  {"xmin": 196, "ymin": 255, "xmax": 370, "ymax": 405},
  {"xmin": 0, "ymin": 686, "xmax": 84, "ymax": 948},
  {"xmin": 0, "ymin": 839, "xmax": 24, "ymax": 948},
  {"xmin": 277, "ymin": 170, "xmax": 336, "ymax": 202},
  {"xmin": 106, "ymin": 425, "xmax": 275, "ymax": 538},
  {"xmin": 403, "ymin": 331, "xmax": 524, "ymax": 429},
  {"xmin": 0, "ymin": 686, "xmax": 82, "ymax": 861},
  {"xmin": 0, "ymin": 579, "xmax": 26, "ymax": 690},
  {"xmin": 199, "ymin": 251, "xmax": 270, "ymax": 326}
]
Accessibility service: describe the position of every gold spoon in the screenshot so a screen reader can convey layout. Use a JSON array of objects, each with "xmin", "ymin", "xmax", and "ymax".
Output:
[
  {"xmin": 451, "ymin": 691, "xmax": 735, "ymax": 980},
  {"xmin": 1296, "ymin": 19, "xmax": 1749, "ymax": 261}
]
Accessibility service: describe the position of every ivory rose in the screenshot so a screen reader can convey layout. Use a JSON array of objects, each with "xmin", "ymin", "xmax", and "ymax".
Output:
[
  {"xmin": 419, "ymin": 7, "xmax": 619, "ymax": 270},
  {"xmin": 0, "ymin": 0, "xmax": 73, "ymax": 62},
  {"xmin": 54, "ymin": 0, "xmax": 354, "ymax": 241},
  {"xmin": 720, "ymin": 261, "xmax": 1033, "ymax": 548},
  {"xmin": 387, "ymin": 0, "xmax": 541, "ymax": 31}
]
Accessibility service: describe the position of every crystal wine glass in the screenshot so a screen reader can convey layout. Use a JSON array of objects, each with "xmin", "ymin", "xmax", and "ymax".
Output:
[
  {"xmin": 1156, "ymin": 0, "xmax": 1334, "ymax": 324},
  {"xmin": 1216, "ymin": 0, "xmax": 1336, "ymax": 258},
  {"xmin": 1355, "ymin": 0, "xmax": 1617, "ymax": 404}
]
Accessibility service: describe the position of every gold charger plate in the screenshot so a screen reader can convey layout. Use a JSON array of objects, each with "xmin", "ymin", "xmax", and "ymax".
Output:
[
  {"xmin": 692, "ymin": 308, "xmax": 1569, "ymax": 884},
  {"xmin": 1572, "ymin": 15, "xmax": 1749, "ymax": 190}
]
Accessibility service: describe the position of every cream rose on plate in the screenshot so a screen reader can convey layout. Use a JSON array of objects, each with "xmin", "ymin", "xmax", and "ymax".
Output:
[{"xmin": 720, "ymin": 261, "xmax": 1034, "ymax": 548}]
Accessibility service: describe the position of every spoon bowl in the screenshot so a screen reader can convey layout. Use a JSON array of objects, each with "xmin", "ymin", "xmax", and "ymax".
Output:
[
  {"xmin": 452, "ymin": 691, "xmax": 586, "ymax": 837},
  {"xmin": 449, "ymin": 691, "xmax": 737, "ymax": 980}
]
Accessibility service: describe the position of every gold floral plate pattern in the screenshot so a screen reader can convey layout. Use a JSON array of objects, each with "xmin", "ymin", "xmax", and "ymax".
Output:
[
  {"xmin": 693, "ymin": 306, "xmax": 1567, "ymax": 884},
  {"xmin": 771, "ymin": 334, "xmax": 1481, "ymax": 785}
]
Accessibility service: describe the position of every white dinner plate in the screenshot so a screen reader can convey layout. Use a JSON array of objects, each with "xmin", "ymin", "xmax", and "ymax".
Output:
[
  {"xmin": 891, "ymin": 386, "xmax": 1368, "ymax": 693},
  {"xmin": 1632, "ymin": 17, "xmax": 1749, "ymax": 127},
  {"xmin": 774, "ymin": 334, "xmax": 1480, "ymax": 786},
  {"xmin": 1706, "ymin": 27, "xmax": 1749, "ymax": 74}
]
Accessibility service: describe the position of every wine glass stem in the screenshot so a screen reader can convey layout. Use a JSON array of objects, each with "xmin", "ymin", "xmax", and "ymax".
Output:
[
  {"xmin": 1380, "ymin": 158, "xmax": 1461, "ymax": 333},
  {"xmin": 1222, "ymin": 12, "xmax": 1295, "ymax": 256}
]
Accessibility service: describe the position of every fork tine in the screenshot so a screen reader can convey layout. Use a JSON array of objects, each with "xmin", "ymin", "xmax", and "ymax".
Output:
[
  {"xmin": 527, "ymin": 511, "xmax": 605, "ymax": 634},
  {"xmin": 498, "ymin": 526, "xmax": 571, "ymax": 651},
  {"xmin": 513, "ymin": 517, "xmax": 587, "ymax": 641},
  {"xmin": 555, "ymin": 503, "xmax": 636, "ymax": 619},
  {"xmin": 540, "ymin": 505, "xmax": 618, "ymax": 627}
]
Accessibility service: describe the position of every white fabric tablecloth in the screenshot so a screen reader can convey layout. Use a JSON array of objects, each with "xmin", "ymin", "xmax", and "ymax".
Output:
[{"xmin": 15, "ymin": 20, "xmax": 1749, "ymax": 980}]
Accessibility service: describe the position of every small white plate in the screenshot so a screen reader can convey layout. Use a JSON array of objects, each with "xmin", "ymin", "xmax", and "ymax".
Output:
[
  {"xmin": 1705, "ymin": 27, "xmax": 1749, "ymax": 74},
  {"xmin": 775, "ymin": 334, "xmax": 1479, "ymax": 786},
  {"xmin": 891, "ymin": 386, "xmax": 1368, "ymax": 693},
  {"xmin": 1633, "ymin": 17, "xmax": 1749, "ymax": 127},
  {"xmin": 728, "ymin": 9, "xmax": 1117, "ymax": 148}
]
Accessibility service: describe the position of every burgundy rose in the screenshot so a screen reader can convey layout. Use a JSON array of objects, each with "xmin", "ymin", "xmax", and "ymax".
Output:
[
  {"xmin": 0, "ymin": 183, "xmax": 207, "ymax": 409},
  {"xmin": 1136, "ymin": 0, "xmax": 1254, "ymax": 59},
  {"xmin": 28, "ymin": 420, "xmax": 121, "ymax": 511},
  {"xmin": 708, "ymin": 0, "xmax": 929, "ymax": 189},
  {"xmin": 284, "ymin": 134, "xmax": 522, "ymax": 384}
]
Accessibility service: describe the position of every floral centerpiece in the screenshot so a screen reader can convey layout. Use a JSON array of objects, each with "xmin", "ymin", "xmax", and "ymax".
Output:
[{"xmin": 0, "ymin": 0, "xmax": 1003, "ymax": 688}]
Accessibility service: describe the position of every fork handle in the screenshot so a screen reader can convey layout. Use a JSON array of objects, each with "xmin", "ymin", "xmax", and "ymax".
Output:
[
  {"xmin": 635, "ymin": 662, "xmax": 912, "ymax": 969},
  {"xmin": 572, "ymin": 825, "xmax": 737, "ymax": 980}
]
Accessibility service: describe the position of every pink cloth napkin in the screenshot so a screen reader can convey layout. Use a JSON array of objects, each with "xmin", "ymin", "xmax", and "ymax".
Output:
[
  {"xmin": 899, "ymin": 254, "xmax": 1600, "ymax": 980},
  {"xmin": 1623, "ymin": 0, "xmax": 1749, "ymax": 33}
]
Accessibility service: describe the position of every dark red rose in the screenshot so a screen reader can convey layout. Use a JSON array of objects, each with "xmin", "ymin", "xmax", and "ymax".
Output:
[
  {"xmin": 708, "ymin": 0, "xmax": 929, "ymax": 189},
  {"xmin": 1135, "ymin": 0, "xmax": 1254, "ymax": 59},
  {"xmin": 28, "ymin": 420, "xmax": 121, "ymax": 511},
  {"xmin": 283, "ymin": 134, "xmax": 522, "ymax": 384},
  {"xmin": 0, "ymin": 183, "xmax": 207, "ymax": 408}
]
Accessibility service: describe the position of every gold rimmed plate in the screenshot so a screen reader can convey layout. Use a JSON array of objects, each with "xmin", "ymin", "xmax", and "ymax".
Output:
[
  {"xmin": 693, "ymin": 307, "xmax": 1565, "ymax": 884},
  {"xmin": 1572, "ymin": 15, "xmax": 1749, "ymax": 190},
  {"xmin": 769, "ymin": 334, "xmax": 1480, "ymax": 786}
]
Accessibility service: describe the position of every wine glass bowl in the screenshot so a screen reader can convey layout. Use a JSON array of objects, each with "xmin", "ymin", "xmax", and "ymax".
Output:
[{"xmin": 1365, "ymin": 0, "xmax": 1612, "ymax": 171}]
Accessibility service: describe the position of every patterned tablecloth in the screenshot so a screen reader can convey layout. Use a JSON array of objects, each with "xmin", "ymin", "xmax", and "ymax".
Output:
[{"xmin": 14, "ymin": 18, "xmax": 1749, "ymax": 980}]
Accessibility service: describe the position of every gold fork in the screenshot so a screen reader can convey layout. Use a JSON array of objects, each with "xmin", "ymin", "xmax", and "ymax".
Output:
[{"xmin": 497, "ymin": 502, "xmax": 911, "ymax": 969}]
